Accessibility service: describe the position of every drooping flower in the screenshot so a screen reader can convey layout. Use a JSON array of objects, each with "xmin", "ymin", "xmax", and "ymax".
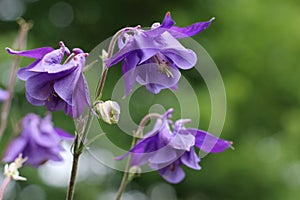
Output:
[
  {"xmin": 105, "ymin": 12, "xmax": 214, "ymax": 95},
  {"xmin": 6, "ymin": 42, "xmax": 91, "ymax": 118},
  {"xmin": 3, "ymin": 113, "xmax": 74, "ymax": 167},
  {"xmin": 94, "ymin": 100, "xmax": 120, "ymax": 124},
  {"xmin": 118, "ymin": 109, "xmax": 232, "ymax": 184},
  {"xmin": 0, "ymin": 88, "xmax": 9, "ymax": 102}
]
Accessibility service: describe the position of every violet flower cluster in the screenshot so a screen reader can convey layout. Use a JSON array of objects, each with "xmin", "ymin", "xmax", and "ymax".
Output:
[
  {"xmin": 106, "ymin": 12, "xmax": 214, "ymax": 95},
  {"xmin": 118, "ymin": 109, "xmax": 232, "ymax": 183},
  {"xmin": 6, "ymin": 42, "xmax": 91, "ymax": 118},
  {"xmin": 3, "ymin": 113, "xmax": 73, "ymax": 167}
]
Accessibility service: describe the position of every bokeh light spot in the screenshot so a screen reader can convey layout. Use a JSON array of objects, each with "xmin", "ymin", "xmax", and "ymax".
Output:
[
  {"xmin": 48, "ymin": 1, "xmax": 74, "ymax": 28},
  {"xmin": 0, "ymin": 0, "xmax": 24, "ymax": 21}
]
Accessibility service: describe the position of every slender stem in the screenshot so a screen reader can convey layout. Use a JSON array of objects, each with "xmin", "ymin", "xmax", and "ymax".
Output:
[
  {"xmin": 115, "ymin": 113, "xmax": 162, "ymax": 200},
  {"xmin": 0, "ymin": 19, "xmax": 32, "ymax": 141},
  {"xmin": 95, "ymin": 26, "xmax": 138, "ymax": 101},
  {"xmin": 115, "ymin": 136, "xmax": 138, "ymax": 200},
  {"xmin": 66, "ymin": 27, "xmax": 137, "ymax": 200},
  {"xmin": 66, "ymin": 134, "xmax": 80, "ymax": 200},
  {"xmin": 0, "ymin": 176, "xmax": 11, "ymax": 200}
]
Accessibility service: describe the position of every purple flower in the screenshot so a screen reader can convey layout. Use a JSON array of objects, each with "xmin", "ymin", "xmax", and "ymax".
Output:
[
  {"xmin": 0, "ymin": 89, "xmax": 9, "ymax": 102},
  {"xmin": 6, "ymin": 42, "xmax": 91, "ymax": 118},
  {"xmin": 105, "ymin": 12, "xmax": 214, "ymax": 95},
  {"xmin": 3, "ymin": 113, "xmax": 73, "ymax": 167},
  {"xmin": 118, "ymin": 109, "xmax": 232, "ymax": 184}
]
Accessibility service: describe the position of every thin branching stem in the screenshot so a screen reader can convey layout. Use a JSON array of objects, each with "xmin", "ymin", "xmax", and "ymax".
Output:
[
  {"xmin": 66, "ymin": 26, "xmax": 137, "ymax": 200},
  {"xmin": 115, "ymin": 113, "xmax": 162, "ymax": 200}
]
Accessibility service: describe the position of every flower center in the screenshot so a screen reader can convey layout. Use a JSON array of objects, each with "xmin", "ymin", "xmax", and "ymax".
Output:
[
  {"xmin": 47, "ymin": 92, "xmax": 58, "ymax": 102},
  {"xmin": 153, "ymin": 54, "xmax": 173, "ymax": 78}
]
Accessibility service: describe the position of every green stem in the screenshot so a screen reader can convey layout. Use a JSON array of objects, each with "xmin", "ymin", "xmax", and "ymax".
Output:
[
  {"xmin": 0, "ymin": 19, "xmax": 32, "ymax": 141},
  {"xmin": 66, "ymin": 134, "xmax": 80, "ymax": 200},
  {"xmin": 66, "ymin": 26, "xmax": 137, "ymax": 200},
  {"xmin": 115, "ymin": 113, "xmax": 162, "ymax": 200}
]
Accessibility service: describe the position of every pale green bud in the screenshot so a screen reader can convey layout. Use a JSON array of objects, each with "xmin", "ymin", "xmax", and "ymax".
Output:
[{"xmin": 95, "ymin": 100, "xmax": 120, "ymax": 124}]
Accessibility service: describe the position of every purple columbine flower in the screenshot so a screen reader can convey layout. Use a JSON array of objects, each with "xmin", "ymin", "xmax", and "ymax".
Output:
[
  {"xmin": 105, "ymin": 12, "xmax": 214, "ymax": 95},
  {"xmin": 6, "ymin": 42, "xmax": 91, "ymax": 118},
  {"xmin": 118, "ymin": 109, "xmax": 232, "ymax": 184},
  {"xmin": 0, "ymin": 88, "xmax": 9, "ymax": 102},
  {"xmin": 3, "ymin": 113, "xmax": 73, "ymax": 167}
]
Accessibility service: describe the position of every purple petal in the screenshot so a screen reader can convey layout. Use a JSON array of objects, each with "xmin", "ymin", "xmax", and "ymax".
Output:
[
  {"xmin": 105, "ymin": 38, "xmax": 137, "ymax": 67},
  {"xmin": 168, "ymin": 132, "xmax": 195, "ymax": 151},
  {"xmin": 2, "ymin": 137, "xmax": 27, "ymax": 162},
  {"xmin": 6, "ymin": 47, "xmax": 54, "ymax": 59},
  {"xmin": 169, "ymin": 18, "xmax": 214, "ymax": 38},
  {"xmin": 135, "ymin": 63, "xmax": 181, "ymax": 94},
  {"xmin": 0, "ymin": 89, "xmax": 9, "ymax": 101},
  {"xmin": 45, "ymin": 95, "xmax": 67, "ymax": 112},
  {"xmin": 158, "ymin": 162, "xmax": 185, "ymax": 184},
  {"xmin": 26, "ymin": 73, "xmax": 55, "ymax": 101},
  {"xmin": 54, "ymin": 128, "xmax": 74, "ymax": 141},
  {"xmin": 25, "ymin": 92, "xmax": 46, "ymax": 106},
  {"xmin": 28, "ymin": 48, "xmax": 68, "ymax": 72},
  {"xmin": 148, "ymin": 145, "xmax": 178, "ymax": 165},
  {"xmin": 54, "ymin": 67, "xmax": 81, "ymax": 105},
  {"xmin": 181, "ymin": 148, "xmax": 201, "ymax": 170},
  {"xmin": 17, "ymin": 60, "xmax": 40, "ymax": 80},
  {"xmin": 69, "ymin": 74, "xmax": 91, "ymax": 118},
  {"xmin": 116, "ymin": 134, "xmax": 158, "ymax": 161},
  {"xmin": 22, "ymin": 115, "xmax": 60, "ymax": 148},
  {"xmin": 122, "ymin": 55, "xmax": 139, "ymax": 95},
  {"xmin": 145, "ymin": 12, "xmax": 175, "ymax": 37},
  {"xmin": 163, "ymin": 48, "xmax": 197, "ymax": 70},
  {"xmin": 188, "ymin": 128, "xmax": 232, "ymax": 153}
]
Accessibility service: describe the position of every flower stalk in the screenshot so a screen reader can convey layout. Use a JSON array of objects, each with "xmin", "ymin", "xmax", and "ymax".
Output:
[
  {"xmin": 66, "ymin": 27, "xmax": 136, "ymax": 200},
  {"xmin": 115, "ymin": 113, "xmax": 162, "ymax": 200},
  {"xmin": 0, "ymin": 19, "xmax": 32, "ymax": 141}
]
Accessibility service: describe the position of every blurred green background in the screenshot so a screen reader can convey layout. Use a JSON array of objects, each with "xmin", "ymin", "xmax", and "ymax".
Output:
[{"xmin": 1, "ymin": 0, "xmax": 300, "ymax": 199}]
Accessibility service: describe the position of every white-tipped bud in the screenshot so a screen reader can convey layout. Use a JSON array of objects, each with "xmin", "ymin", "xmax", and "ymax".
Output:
[{"xmin": 94, "ymin": 100, "xmax": 120, "ymax": 124}]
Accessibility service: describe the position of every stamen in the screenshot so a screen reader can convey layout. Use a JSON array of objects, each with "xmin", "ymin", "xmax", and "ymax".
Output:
[{"xmin": 153, "ymin": 54, "xmax": 174, "ymax": 78}]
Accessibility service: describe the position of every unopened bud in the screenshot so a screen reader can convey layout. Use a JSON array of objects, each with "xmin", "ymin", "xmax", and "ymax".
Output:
[
  {"xmin": 128, "ymin": 165, "xmax": 142, "ymax": 182},
  {"xmin": 94, "ymin": 100, "xmax": 120, "ymax": 124}
]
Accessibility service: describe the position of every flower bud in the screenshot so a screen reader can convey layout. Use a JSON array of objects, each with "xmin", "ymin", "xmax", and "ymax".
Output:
[
  {"xmin": 128, "ymin": 165, "xmax": 142, "ymax": 182},
  {"xmin": 95, "ymin": 100, "xmax": 120, "ymax": 124}
]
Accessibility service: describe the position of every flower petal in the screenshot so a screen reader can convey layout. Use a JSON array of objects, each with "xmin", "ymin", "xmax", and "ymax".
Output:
[
  {"xmin": 54, "ymin": 128, "xmax": 74, "ymax": 140},
  {"xmin": 45, "ymin": 95, "xmax": 67, "ymax": 112},
  {"xmin": 146, "ymin": 12, "xmax": 175, "ymax": 37},
  {"xmin": 17, "ymin": 60, "xmax": 40, "ymax": 80},
  {"xmin": 69, "ymin": 74, "xmax": 91, "ymax": 118},
  {"xmin": 54, "ymin": 67, "xmax": 81, "ymax": 105},
  {"xmin": 168, "ymin": 132, "xmax": 195, "ymax": 151},
  {"xmin": 122, "ymin": 55, "xmax": 139, "ymax": 95},
  {"xmin": 188, "ymin": 128, "xmax": 232, "ymax": 153},
  {"xmin": 6, "ymin": 47, "xmax": 54, "ymax": 58},
  {"xmin": 0, "ymin": 89, "xmax": 9, "ymax": 101},
  {"xmin": 25, "ymin": 93, "xmax": 45, "ymax": 106},
  {"xmin": 135, "ymin": 63, "xmax": 181, "ymax": 94},
  {"xmin": 158, "ymin": 162, "xmax": 185, "ymax": 184},
  {"xmin": 169, "ymin": 18, "xmax": 214, "ymax": 38},
  {"xmin": 181, "ymin": 148, "xmax": 201, "ymax": 170},
  {"xmin": 148, "ymin": 145, "xmax": 178, "ymax": 165},
  {"xmin": 2, "ymin": 137, "xmax": 27, "ymax": 162},
  {"xmin": 26, "ymin": 74, "xmax": 56, "ymax": 101},
  {"xmin": 163, "ymin": 48, "xmax": 197, "ymax": 70}
]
